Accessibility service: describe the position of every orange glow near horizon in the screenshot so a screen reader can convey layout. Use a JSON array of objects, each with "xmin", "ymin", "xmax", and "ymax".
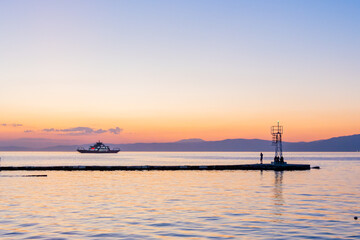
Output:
[{"xmin": 1, "ymin": 109, "xmax": 360, "ymax": 144}]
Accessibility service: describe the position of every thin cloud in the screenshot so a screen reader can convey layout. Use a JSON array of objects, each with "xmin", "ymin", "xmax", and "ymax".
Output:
[
  {"xmin": 43, "ymin": 128, "xmax": 56, "ymax": 132},
  {"xmin": 42, "ymin": 126, "xmax": 123, "ymax": 135},
  {"xmin": 108, "ymin": 127, "xmax": 123, "ymax": 134},
  {"xmin": 24, "ymin": 130, "xmax": 33, "ymax": 133},
  {"xmin": 1, "ymin": 123, "xmax": 23, "ymax": 127},
  {"xmin": 95, "ymin": 129, "xmax": 107, "ymax": 134},
  {"xmin": 60, "ymin": 127, "xmax": 95, "ymax": 135}
]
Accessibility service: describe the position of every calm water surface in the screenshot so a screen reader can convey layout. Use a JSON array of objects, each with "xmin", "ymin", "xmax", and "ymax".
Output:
[{"xmin": 0, "ymin": 152, "xmax": 359, "ymax": 239}]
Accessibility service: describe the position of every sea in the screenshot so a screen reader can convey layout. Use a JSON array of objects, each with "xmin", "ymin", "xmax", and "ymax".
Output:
[{"xmin": 0, "ymin": 152, "xmax": 359, "ymax": 239}]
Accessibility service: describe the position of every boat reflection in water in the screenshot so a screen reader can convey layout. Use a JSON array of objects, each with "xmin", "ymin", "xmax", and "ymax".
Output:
[{"xmin": 77, "ymin": 141, "xmax": 120, "ymax": 153}]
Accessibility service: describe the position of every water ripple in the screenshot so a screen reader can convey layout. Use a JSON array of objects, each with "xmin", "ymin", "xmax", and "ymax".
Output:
[{"xmin": 0, "ymin": 152, "xmax": 359, "ymax": 239}]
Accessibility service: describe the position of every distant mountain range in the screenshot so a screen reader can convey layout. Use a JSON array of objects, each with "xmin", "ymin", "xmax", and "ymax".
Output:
[{"xmin": 1, "ymin": 134, "xmax": 360, "ymax": 152}]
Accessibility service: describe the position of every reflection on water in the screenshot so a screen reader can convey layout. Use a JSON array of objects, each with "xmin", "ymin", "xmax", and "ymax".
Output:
[
  {"xmin": 273, "ymin": 171, "xmax": 284, "ymax": 211},
  {"xmin": 0, "ymin": 152, "xmax": 359, "ymax": 239}
]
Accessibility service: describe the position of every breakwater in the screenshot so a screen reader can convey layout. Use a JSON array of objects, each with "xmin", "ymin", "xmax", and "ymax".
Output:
[{"xmin": 0, "ymin": 163, "xmax": 311, "ymax": 171}]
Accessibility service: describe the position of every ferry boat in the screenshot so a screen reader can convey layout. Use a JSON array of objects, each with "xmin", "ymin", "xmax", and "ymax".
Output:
[{"xmin": 77, "ymin": 141, "xmax": 120, "ymax": 153}]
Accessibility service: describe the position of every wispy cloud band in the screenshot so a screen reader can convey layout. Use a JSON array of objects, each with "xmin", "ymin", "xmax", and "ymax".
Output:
[
  {"xmin": 1, "ymin": 123, "xmax": 23, "ymax": 127},
  {"xmin": 42, "ymin": 126, "xmax": 123, "ymax": 135}
]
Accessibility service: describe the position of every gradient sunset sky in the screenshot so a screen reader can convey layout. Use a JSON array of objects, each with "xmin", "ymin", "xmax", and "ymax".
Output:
[{"xmin": 0, "ymin": 0, "xmax": 359, "ymax": 144}]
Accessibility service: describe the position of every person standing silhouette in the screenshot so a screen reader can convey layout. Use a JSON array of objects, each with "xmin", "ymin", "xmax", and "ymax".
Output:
[{"xmin": 260, "ymin": 152, "xmax": 263, "ymax": 164}]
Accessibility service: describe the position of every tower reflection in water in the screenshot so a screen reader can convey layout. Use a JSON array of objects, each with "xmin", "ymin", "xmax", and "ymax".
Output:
[{"xmin": 273, "ymin": 171, "xmax": 284, "ymax": 217}]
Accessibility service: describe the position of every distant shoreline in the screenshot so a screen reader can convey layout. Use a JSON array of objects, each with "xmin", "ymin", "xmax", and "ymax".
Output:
[{"xmin": 1, "ymin": 134, "xmax": 360, "ymax": 152}]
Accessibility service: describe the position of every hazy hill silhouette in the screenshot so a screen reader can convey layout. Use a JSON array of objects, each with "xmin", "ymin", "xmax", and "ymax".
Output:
[
  {"xmin": 114, "ymin": 138, "xmax": 273, "ymax": 151},
  {"xmin": 1, "ymin": 134, "xmax": 360, "ymax": 152},
  {"xmin": 284, "ymin": 134, "xmax": 360, "ymax": 151}
]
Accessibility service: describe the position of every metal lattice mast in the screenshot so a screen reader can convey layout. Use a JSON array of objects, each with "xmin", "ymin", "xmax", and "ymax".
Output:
[
  {"xmin": 271, "ymin": 122, "xmax": 284, "ymax": 164},
  {"xmin": 279, "ymin": 131, "xmax": 283, "ymax": 159}
]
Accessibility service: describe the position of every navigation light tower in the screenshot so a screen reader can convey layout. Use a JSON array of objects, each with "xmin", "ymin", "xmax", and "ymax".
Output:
[{"xmin": 271, "ymin": 122, "xmax": 286, "ymax": 164}]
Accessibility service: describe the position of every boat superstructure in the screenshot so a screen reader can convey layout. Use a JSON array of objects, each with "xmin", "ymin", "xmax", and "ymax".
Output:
[{"xmin": 77, "ymin": 141, "xmax": 120, "ymax": 153}]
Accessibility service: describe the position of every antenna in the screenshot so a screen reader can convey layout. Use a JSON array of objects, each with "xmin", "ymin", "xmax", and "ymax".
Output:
[{"xmin": 271, "ymin": 122, "xmax": 286, "ymax": 164}]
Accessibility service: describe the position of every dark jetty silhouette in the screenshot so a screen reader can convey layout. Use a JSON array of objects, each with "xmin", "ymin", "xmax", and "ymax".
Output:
[
  {"xmin": 0, "ymin": 174, "xmax": 47, "ymax": 177},
  {"xmin": 0, "ymin": 163, "xmax": 310, "ymax": 171}
]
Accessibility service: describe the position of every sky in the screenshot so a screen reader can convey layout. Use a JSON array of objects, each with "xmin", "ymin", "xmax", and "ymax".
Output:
[{"xmin": 0, "ymin": 0, "xmax": 360, "ymax": 145}]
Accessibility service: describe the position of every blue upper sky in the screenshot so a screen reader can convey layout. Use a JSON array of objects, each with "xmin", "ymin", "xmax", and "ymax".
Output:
[{"xmin": 0, "ymin": 0, "xmax": 359, "ymax": 143}]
